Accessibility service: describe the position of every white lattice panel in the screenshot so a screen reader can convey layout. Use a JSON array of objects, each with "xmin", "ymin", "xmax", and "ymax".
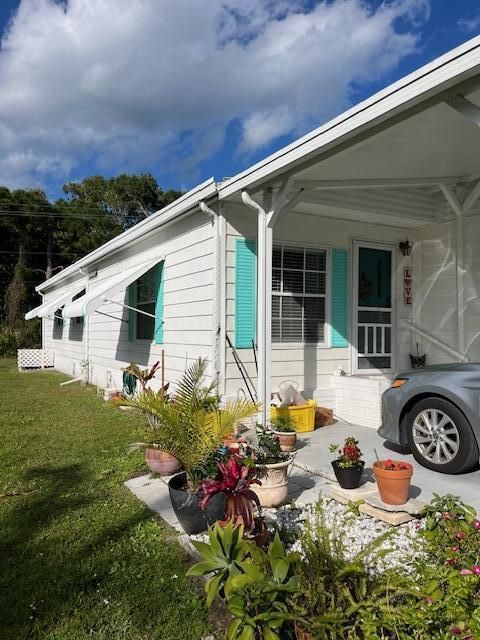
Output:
[{"xmin": 18, "ymin": 349, "xmax": 55, "ymax": 370}]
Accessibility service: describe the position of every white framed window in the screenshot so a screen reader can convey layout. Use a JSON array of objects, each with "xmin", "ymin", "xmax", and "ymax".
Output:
[
  {"xmin": 272, "ymin": 244, "xmax": 327, "ymax": 344},
  {"xmin": 134, "ymin": 268, "xmax": 156, "ymax": 341}
]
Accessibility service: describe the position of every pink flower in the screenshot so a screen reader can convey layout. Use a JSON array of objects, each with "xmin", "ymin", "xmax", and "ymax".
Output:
[
  {"xmin": 450, "ymin": 546, "xmax": 459, "ymax": 553},
  {"xmin": 455, "ymin": 531, "xmax": 466, "ymax": 540},
  {"xmin": 423, "ymin": 597, "xmax": 433, "ymax": 604},
  {"xmin": 472, "ymin": 565, "xmax": 480, "ymax": 576},
  {"xmin": 473, "ymin": 520, "xmax": 480, "ymax": 530},
  {"xmin": 460, "ymin": 569, "xmax": 473, "ymax": 575}
]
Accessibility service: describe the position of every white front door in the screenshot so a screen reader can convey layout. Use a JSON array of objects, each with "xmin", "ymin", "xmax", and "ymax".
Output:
[{"xmin": 352, "ymin": 241, "xmax": 395, "ymax": 374}]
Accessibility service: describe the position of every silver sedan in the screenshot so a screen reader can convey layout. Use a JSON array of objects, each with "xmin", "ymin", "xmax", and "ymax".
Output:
[{"xmin": 379, "ymin": 363, "xmax": 480, "ymax": 474}]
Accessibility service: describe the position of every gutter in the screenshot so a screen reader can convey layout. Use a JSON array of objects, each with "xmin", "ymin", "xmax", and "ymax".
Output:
[{"xmin": 37, "ymin": 178, "xmax": 218, "ymax": 293}]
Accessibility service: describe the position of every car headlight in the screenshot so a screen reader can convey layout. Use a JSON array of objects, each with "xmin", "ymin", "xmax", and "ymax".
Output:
[{"xmin": 390, "ymin": 378, "xmax": 409, "ymax": 389}]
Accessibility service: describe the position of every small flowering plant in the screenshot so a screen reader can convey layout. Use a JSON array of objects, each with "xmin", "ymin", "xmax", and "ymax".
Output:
[
  {"xmin": 381, "ymin": 458, "xmax": 411, "ymax": 471},
  {"xmin": 421, "ymin": 494, "xmax": 479, "ymax": 570},
  {"xmin": 329, "ymin": 436, "xmax": 364, "ymax": 468}
]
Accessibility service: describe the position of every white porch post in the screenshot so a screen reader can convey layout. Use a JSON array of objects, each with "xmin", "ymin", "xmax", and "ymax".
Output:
[
  {"xmin": 242, "ymin": 181, "xmax": 296, "ymax": 424},
  {"xmin": 258, "ymin": 189, "xmax": 273, "ymax": 426},
  {"xmin": 241, "ymin": 190, "xmax": 271, "ymax": 425}
]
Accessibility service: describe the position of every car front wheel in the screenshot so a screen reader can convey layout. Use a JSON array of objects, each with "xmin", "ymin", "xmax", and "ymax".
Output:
[{"xmin": 406, "ymin": 397, "xmax": 479, "ymax": 474}]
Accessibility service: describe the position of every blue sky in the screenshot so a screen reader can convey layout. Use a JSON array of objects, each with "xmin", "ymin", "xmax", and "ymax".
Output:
[{"xmin": 0, "ymin": 0, "xmax": 479, "ymax": 199}]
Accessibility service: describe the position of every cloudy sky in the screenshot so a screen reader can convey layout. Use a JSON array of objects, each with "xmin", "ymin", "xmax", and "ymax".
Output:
[{"xmin": 0, "ymin": 0, "xmax": 479, "ymax": 196}]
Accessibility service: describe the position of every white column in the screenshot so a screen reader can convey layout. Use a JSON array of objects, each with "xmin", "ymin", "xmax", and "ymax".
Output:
[{"xmin": 256, "ymin": 192, "xmax": 273, "ymax": 426}]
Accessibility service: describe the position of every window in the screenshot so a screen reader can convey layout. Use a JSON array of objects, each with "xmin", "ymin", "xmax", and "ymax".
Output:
[
  {"xmin": 134, "ymin": 268, "xmax": 156, "ymax": 340},
  {"xmin": 272, "ymin": 245, "xmax": 327, "ymax": 343}
]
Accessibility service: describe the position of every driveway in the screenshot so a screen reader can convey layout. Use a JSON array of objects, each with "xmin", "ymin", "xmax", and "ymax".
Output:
[{"xmin": 292, "ymin": 422, "xmax": 480, "ymax": 512}]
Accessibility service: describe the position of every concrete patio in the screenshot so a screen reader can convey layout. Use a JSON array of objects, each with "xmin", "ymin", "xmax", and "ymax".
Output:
[
  {"xmin": 294, "ymin": 422, "xmax": 480, "ymax": 512},
  {"xmin": 125, "ymin": 420, "xmax": 480, "ymax": 536}
]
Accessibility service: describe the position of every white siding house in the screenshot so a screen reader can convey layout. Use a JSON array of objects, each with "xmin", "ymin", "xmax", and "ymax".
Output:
[{"xmin": 26, "ymin": 35, "xmax": 480, "ymax": 428}]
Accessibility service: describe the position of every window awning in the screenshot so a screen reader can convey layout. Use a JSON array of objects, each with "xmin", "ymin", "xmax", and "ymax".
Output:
[
  {"xmin": 62, "ymin": 258, "xmax": 163, "ymax": 318},
  {"xmin": 25, "ymin": 284, "xmax": 86, "ymax": 320}
]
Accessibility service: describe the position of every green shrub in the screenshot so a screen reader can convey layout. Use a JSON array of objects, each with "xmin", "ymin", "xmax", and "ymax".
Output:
[{"xmin": 0, "ymin": 319, "xmax": 41, "ymax": 356}]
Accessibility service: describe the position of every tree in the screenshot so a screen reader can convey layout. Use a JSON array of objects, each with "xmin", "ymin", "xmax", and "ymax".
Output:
[{"xmin": 62, "ymin": 173, "xmax": 183, "ymax": 229}]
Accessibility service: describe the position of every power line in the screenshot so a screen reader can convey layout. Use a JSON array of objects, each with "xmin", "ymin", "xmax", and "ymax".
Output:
[
  {"xmin": 0, "ymin": 200, "xmax": 128, "ymax": 213},
  {"xmin": 0, "ymin": 250, "xmax": 83, "ymax": 256},
  {"xmin": 0, "ymin": 210, "xmax": 114, "ymax": 219}
]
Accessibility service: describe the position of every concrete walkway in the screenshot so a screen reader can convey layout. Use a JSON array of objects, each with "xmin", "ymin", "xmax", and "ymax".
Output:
[{"xmin": 294, "ymin": 422, "xmax": 480, "ymax": 512}]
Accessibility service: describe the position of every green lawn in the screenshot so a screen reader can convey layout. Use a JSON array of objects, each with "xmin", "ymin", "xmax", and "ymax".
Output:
[{"xmin": 0, "ymin": 359, "xmax": 212, "ymax": 640}]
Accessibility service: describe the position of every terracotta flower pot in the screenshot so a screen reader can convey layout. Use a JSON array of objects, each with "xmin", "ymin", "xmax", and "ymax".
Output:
[
  {"xmin": 272, "ymin": 430, "xmax": 297, "ymax": 452},
  {"xmin": 251, "ymin": 458, "xmax": 291, "ymax": 508},
  {"xmin": 222, "ymin": 434, "xmax": 247, "ymax": 454},
  {"xmin": 372, "ymin": 460, "xmax": 413, "ymax": 505},
  {"xmin": 294, "ymin": 622, "xmax": 313, "ymax": 640},
  {"xmin": 145, "ymin": 448, "xmax": 182, "ymax": 476}
]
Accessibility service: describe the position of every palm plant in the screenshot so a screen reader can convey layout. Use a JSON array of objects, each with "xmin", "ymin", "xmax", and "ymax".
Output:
[{"xmin": 119, "ymin": 358, "xmax": 258, "ymax": 489}]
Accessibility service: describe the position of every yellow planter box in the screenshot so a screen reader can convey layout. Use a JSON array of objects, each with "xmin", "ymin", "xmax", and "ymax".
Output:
[{"xmin": 270, "ymin": 400, "xmax": 317, "ymax": 433}]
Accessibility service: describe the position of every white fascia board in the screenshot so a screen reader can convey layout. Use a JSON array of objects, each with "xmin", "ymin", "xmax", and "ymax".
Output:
[
  {"xmin": 218, "ymin": 35, "xmax": 480, "ymax": 200},
  {"xmin": 37, "ymin": 178, "xmax": 218, "ymax": 293}
]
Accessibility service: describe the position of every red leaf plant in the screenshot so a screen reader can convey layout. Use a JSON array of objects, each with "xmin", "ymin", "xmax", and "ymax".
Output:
[{"xmin": 199, "ymin": 456, "xmax": 261, "ymax": 530}]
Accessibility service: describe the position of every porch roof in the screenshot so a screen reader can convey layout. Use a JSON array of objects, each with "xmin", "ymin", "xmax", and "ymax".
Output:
[{"xmin": 218, "ymin": 36, "xmax": 480, "ymax": 205}]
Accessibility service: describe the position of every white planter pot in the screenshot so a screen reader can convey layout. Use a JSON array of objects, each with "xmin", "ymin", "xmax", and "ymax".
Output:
[{"xmin": 252, "ymin": 458, "xmax": 291, "ymax": 508}]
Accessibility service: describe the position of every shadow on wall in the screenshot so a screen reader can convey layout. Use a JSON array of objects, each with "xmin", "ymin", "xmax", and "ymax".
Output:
[{"xmin": 414, "ymin": 232, "xmax": 480, "ymax": 362}]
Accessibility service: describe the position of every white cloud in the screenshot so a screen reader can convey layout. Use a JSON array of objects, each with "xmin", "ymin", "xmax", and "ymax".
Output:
[
  {"xmin": 457, "ymin": 11, "xmax": 480, "ymax": 33},
  {"xmin": 0, "ymin": 0, "xmax": 430, "ymax": 188}
]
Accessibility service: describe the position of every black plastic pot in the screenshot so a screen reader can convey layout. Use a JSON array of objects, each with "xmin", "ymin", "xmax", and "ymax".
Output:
[
  {"xmin": 331, "ymin": 460, "xmax": 365, "ymax": 489},
  {"xmin": 168, "ymin": 472, "xmax": 226, "ymax": 535}
]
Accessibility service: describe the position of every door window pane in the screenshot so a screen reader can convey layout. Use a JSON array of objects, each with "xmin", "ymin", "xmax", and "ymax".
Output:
[{"xmin": 358, "ymin": 248, "xmax": 391, "ymax": 308}]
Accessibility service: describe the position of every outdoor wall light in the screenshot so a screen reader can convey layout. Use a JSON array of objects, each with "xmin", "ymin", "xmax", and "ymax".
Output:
[{"xmin": 399, "ymin": 239, "xmax": 412, "ymax": 256}]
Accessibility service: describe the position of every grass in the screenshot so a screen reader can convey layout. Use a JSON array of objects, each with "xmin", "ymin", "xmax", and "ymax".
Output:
[{"xmin": 0, "ymin": 359, "xmax": 213, "ymax": 640}]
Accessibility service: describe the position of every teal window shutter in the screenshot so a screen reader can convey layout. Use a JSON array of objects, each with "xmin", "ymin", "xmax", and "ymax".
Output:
[
  {"xmin": 331, "ymin": 249, "xmax": 349, "ymax": 347},
  {"xmin": 127, "ymin": 283, "xmax": 134, "ymax": 342},
  {"xmin": 154, "ymin": 261, "xmax": 164, "ymax": 345},
  {"xmin": 235, "ymin": 239, "xmax": 256, "ymax": 348}
]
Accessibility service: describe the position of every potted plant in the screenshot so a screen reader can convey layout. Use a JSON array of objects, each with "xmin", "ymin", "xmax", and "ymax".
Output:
[
  {"xmin": 114, "ymin": 385, "xmax": 180, "ymax": 476},
  {"xmin": 329, "ymin": 437, "xmax": 365, "ymax": 489},
  {"xmin": 152, "ymin": 358, "xmax": 258, "ymax": 534},
  {"xmin": 271, "ymin": 414, "xmax": 297, "ymax": 452},
  {"xmin": 199, "ymin": 455, "xmax": 261, "ymax": 531},
  {"xmin": 121, "ymin": 361, "xmax": 161, "ymax": 392},
  {"xmin": 251, "ymin": 426, "xmax": 292, "ymax": 508},
  {"xmin": 372, "ymin": 458, "xmax": 413, "ymax": 505}
]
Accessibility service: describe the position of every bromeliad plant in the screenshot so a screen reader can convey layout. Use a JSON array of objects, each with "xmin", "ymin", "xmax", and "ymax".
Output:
[{"xmin": 199, "ymin": 456, "xmax": 261, "ymax": 530}]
